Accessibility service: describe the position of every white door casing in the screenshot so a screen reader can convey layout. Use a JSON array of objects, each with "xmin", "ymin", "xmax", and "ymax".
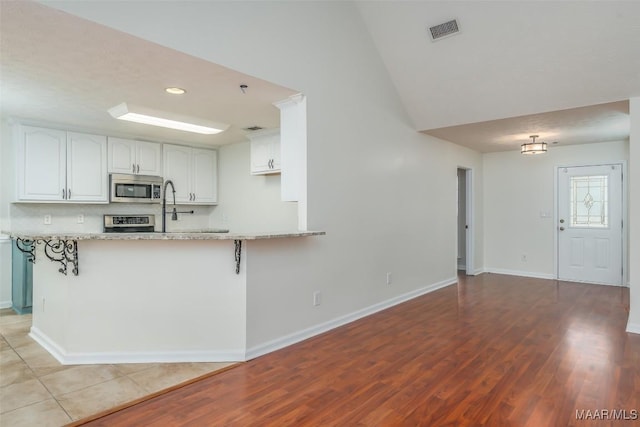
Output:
[{"xmin": 557, "ymin": 164, "xmax": 623, "ymax": 285}]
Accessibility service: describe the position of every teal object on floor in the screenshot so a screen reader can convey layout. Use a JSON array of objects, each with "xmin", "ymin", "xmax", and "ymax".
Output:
[{"xmin": 12, "ymin": 241, "xmax": 32, "ymax": 314}]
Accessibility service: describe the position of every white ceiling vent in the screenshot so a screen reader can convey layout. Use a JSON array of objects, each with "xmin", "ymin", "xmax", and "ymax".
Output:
[{"xmin": 429, "ymin": 19, "xmax": 460, "ymax": 41}]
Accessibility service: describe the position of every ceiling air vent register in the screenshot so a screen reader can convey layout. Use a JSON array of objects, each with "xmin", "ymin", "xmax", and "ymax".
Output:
[{"xmin": 429, "ymin": 19, "xmax": 460, "ymax": 41}]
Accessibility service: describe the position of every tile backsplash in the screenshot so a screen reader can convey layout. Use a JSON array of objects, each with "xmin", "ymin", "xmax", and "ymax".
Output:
[{"xmin": 9, "ymin": 203, "xmax": 217, "ymax": 233}]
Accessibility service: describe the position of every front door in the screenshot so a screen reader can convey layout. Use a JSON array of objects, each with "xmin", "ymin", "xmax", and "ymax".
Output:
[{"xmin": 557, "ymin": 164, "xmax": 623, "ymax": 285}]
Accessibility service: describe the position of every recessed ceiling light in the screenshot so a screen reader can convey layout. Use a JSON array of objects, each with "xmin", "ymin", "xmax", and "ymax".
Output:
[
  {"xmin": 165, "ymin": 87, "xmax": 186, "ymax": 95},
  {"xmin": 108, "ymin": 103, "xmax": 229, "ymax": 135}
]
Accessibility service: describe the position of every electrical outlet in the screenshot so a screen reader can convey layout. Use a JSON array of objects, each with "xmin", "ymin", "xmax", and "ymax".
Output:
[
  {"xmin": 43, "ymin": 215, "xmax": 52, "ymax": 225},
  {"xmin": 521, "ymin": 254, "xmax": 527, "ymax": 262},
  {"xmin": 313, "ymin": 291, "xmax": 321, "ymax": 306},
  {"xmin": 386, "ymin": 272, "xmax": 392, "ymax": 285},
  {"xmin": 77, "ymin": 214, "xmax": 84, "ymax": 224}
]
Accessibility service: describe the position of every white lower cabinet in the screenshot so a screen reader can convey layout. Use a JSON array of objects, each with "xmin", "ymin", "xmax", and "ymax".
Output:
[
  {"xmin": 163, "ymin": 144, "xmax": 217, "ymax": 204},
  {"xmin": 17, "ymin": 126, "xmax": 108, "ymax": 202}
]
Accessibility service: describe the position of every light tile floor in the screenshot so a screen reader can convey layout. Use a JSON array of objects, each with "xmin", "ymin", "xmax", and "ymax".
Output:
[{"xmin": 0, "ymin": 308, "xmax": 236, "ymax": 426}]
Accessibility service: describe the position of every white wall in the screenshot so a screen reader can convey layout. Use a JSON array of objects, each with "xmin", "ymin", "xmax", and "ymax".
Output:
[
  {"xmin": 0, "ymin": 119, "xmax": 14, "ymax": 307},
  {"xmin": 628, "ymin": 97, "xmax": 640, "ymax": 332},
  {"xmin": 45, "ymin": 1, "xmax": 485, "ymax": 351},
  {"xmin": 30, "ymin": 239, "xmax": 247, "ymax": 363},
  {"xmin": 211, "ymin": 141, "xmax": 298, "ymax": 232},
  {"xmin": 483, "ymin": 140, "xmax": 629, "ymax": 279}
]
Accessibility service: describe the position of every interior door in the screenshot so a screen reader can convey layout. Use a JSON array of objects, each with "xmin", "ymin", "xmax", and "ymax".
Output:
[{"xmin": 557, "ymin": 164, "xmax": 622, "ymax": 285}]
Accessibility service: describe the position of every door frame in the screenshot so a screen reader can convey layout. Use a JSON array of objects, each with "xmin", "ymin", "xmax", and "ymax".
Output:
[
  {"xmin": 554, "ymin": 161, "xmax": 628, "ymax": 286},
  {"xmin": 457, "ymin": 167, "xmax": 475, "ymax": 275}
]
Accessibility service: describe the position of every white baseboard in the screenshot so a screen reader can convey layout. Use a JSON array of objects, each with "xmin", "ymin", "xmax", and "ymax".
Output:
[
  {"xmin": 626, "ymin": 322, "xmax": 640, "ymax": 335},
  {"xmin": 29, "ymin": 326, "xmax": 245, "ymax": 365},
  {"xmin": 245, "ymin": 276, "xmax": 458, "ymax": 360},
  {"xmin": 484, "ymin": 268, "xmax": 555, "ymax": 280},
  {"xmin": 463, "ymin": 268, "xmax": 486, "ymax": 276},
  {"xmin": 0, "ymin": 300, "xmax": 12, "ymax": 309}
]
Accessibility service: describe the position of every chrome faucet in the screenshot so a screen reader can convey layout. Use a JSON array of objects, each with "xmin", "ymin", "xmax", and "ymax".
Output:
[{"xmin": 162, "ymin": 179, "xmax": 177, "ymax": 233}]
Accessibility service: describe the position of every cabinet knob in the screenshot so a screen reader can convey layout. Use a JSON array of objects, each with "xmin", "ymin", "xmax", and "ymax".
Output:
[
  {"xmin": 62, "ymin": 188, "xmax": 66, "ymax": 199},
  {"xmin": 68, "ymin": 188, "xmax": 71, "ymax": 198},
  {"xmin": 136, "ymin": 164, "xmax": 140, "ymax": 174}
]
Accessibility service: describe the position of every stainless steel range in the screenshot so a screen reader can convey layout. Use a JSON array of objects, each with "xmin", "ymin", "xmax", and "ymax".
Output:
[{"xmin": 103, "ymin": 214, "xmax": 155, "ymax": 233}]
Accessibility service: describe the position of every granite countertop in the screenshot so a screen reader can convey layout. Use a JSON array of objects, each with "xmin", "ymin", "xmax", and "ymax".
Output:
[{"xmin": 3, "ymin": 230, "xmax": 325, "ymax": 241}]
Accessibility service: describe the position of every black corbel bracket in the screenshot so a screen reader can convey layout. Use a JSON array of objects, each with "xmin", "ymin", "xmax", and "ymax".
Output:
[
  {"xmin": 234, "ymin": 240, "xmax": 242, "ymax": 274},
  {"xmin": 15, "ymin": 238, "xmax": 79, "ymax": 276}
]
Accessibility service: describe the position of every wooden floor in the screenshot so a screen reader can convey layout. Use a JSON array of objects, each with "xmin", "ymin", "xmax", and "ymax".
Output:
[{"xmin": 78, "ymin": 274, "xmax": 639, "ymax": 426}]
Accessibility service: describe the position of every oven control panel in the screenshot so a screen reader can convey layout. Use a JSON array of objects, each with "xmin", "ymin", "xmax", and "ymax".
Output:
[{"xmin": 104, "ymin": 215, "xmax": 156, "ymax": 232}]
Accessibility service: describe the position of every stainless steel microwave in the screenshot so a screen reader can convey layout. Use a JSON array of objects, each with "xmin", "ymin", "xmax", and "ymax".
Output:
[{"xmin": 110, "ymin": 173, "xmax": 163, "ymax": 203}]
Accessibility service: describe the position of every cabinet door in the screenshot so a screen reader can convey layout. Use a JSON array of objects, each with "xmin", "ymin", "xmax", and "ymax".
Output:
[
  {"xmin": 67, "ymin": 132, "xmax": 108, "ymax": 202},
  {"xmin": 136, "ymin": 141, "xmax": 162, "ymax": 176},
  {"xmin": 269, "ymin": 138, "xmax": 281, "ymax": 171},
  {"xmin": 250, "ymin": 138, "xmax": 271, "ymax": 174},
  {"xmin": 17, "ymin": 126, "xmax": 67, "ymax": 201},
  {"xmin": 191, "ymin": 148, "xmax": 217, "ymax": 204},
  {"xmin": 250, "ymin": 131, "xmax": 280, "ymax": 175},
  {"xmin": 12, "ymin": 242, "xmax": 33, "ymax": 314},
  {"xmin": 108, "ymin": 137, "xmax": 136, "ymax": 174},
  {"xmin": 163, "ymin": 144, "xmax": 192, "ymax": 203}
]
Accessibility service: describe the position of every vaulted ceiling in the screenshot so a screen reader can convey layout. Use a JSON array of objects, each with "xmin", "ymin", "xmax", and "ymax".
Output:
[
  {"xmin": 356, "ymin": 1, "xmax": 640, "ymax": 152},
  {"xmin": 2, "ymin": 1, "xmax": 639, "ymax": 152}
]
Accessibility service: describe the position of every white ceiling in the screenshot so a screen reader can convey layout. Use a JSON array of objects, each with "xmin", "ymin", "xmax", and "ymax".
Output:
[
  {"xmin": 2, "ymin": 1, "xmax": 639, "ymax": 152},
  {"xmin": 357, "ymin": 0, "xmax": 640, "ymax": 152},
  {"xmin": 0, "ymin": 1, "xmax": 297, "ymax": 147}
]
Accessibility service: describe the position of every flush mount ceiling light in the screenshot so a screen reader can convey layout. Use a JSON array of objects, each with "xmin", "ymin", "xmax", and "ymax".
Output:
[
  {"xmin": 108, "ymin": 103, "xmax": 229, "ymax": 135},
  {"xmin": 521, "ymin": 135, "xmax": 548, "ymax": 155},
  {"xmin": 165, "ymin": 87, "xmax": 186, "ymax": 95}
]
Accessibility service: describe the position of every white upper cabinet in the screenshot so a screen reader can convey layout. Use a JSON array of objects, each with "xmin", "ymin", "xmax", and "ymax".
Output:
[
  {"xmin": 163, "ymin": 144, "xmax": 217, "ymax": 205},
  {"xmin": 66, "ymin": 132, "xmax": 108, "ymax": 202},
  {"xmin": 17, "ymin": 126, "xmax": 66, "ymax": 201},
  {"xmin": 108, "ymin": 137, "xmax": 162, "ymax": 176},
  {"xmin": 17, "ymin": 125, "xmax": 107, "ymax": 202},
  {"xmin": 274, "ymin": 94, "xmax": 306, "ymax": 203},
  {"xmin": 191, "ymin": 148, "xmax": 218, "ymax": 204},
  {"xmin": 249, "ymin": 129, "xmax": 280, "ymax": 175}
]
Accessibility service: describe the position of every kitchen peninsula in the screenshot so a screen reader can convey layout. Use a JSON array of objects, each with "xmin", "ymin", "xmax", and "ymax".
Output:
[{"xmin": 6, "ymin": 230, "xmax": 324, "ymax": 365}]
